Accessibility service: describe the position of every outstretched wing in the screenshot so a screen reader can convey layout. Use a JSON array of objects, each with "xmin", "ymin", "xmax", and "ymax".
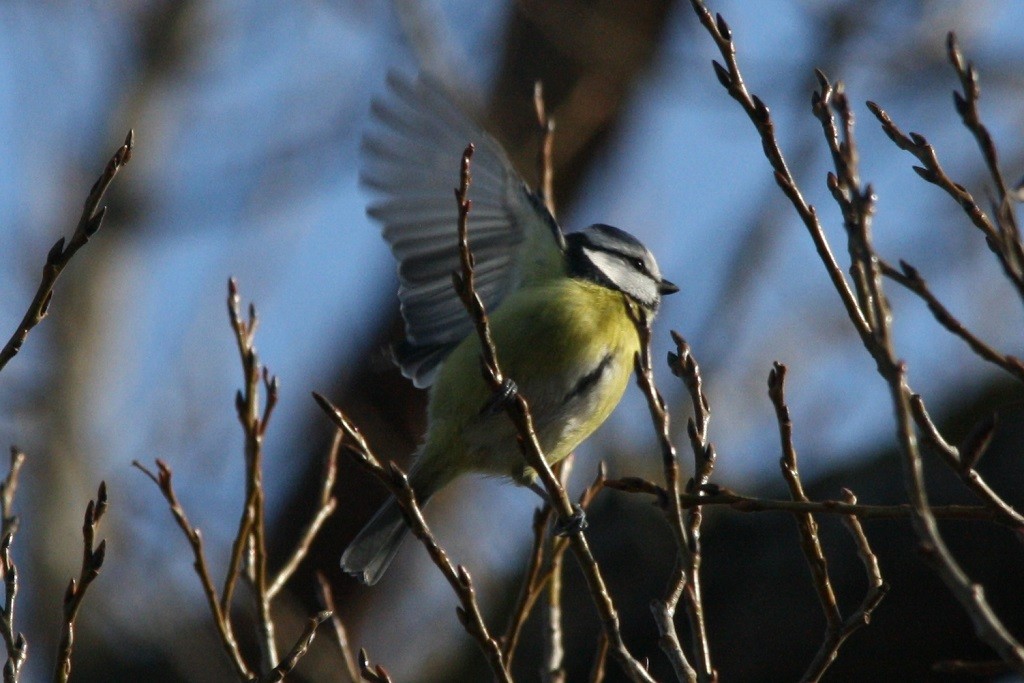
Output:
[{"xmin": 361, "ymin": 72, "xmax": 565, "ymax": 387}]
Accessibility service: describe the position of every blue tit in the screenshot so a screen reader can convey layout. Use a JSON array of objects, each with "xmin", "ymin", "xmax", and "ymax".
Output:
[{"xmin": 341, "ymin": 73, "xmax": 678, "ymax": 585}]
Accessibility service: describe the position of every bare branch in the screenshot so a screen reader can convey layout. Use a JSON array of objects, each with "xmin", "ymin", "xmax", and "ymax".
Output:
[
  {"xmin": 0, "ymin": 130, "xmax": 134, "ymax": 373},
  {"xmin": 688, "ymin": 1, "xmax": 1024, "ymax": 670},
  {"xmin": 53, "ymin": 482, "xmax": 107, "ymax": 683},
  {"xmin": 799, "ymin": 490, "xmax": 889, "ymax": 682},
  {"xmin": 222, "ymin": 279, "xmax": 276, "ymax": 673},
  {"xmin": 605, "ymin": 477, "xmax": 1001, "ymax": 522},
  {"xmin": 133, "ymin": 460, "xmax": 253, "ymax": 680},
  {"xmin": 312, "ymin": 394, "xmax": 512, "ymax": 682},
  {"xmin": 357, "ymin": 649, "xmax": 393, "ymax": 683},
  {"xmin": 769, "ymin": 363, "xmax": 842, "ymax": 633},
  {"xmin": 0, "ymin": 450, "xmax": 24, "ymax": 545},
  {"xmin": 267, "ymin": 430, "xmax": 342, "ymax": 600},
  {"xmin": 261, "ymin": 611, "xmax": 331, "ymax": 682},
  {"xmin": 880, "ymin": 259, "xmax": 1024, "ymax": 384},
  {"xmin": 0, "ymin": 451, "xmax": 27, "ymax": 683},
  {"xmin": 449, "ymin": 145, "xmax": 655, "ymax": 682},
  {"xmin": 315, "ymin": 573, "xmax": 360, "ymax": 683},
  {"xmin": 533, "ymin": 80, "xmax": 556, "ymax": 217},
  {"xmin": 866, "ymin": 100, "xmax": 1024, "ymax": 302},
  {"xmin": 632, "ymin": 317, "xmax": 704, "ymax": 682}
]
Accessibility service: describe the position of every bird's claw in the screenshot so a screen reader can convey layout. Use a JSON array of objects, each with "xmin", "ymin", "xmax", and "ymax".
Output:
[
  {"xmin": 480, "ymin": 377, "xmax": 518, "ymax": 415},
  {"xmin": 554, "ymin": 504, "xmax": 588, "ymax": 537}
]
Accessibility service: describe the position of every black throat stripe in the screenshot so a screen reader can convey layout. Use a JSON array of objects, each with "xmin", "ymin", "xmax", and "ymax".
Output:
[{"xmin": 564, "ymin": 353, "xmax": 614, "ymax": 404}]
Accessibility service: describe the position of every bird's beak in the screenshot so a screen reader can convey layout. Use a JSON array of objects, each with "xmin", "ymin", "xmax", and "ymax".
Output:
[{"xmin": 658, "ymin": 278, "xmax": 679, "ymax": 295}]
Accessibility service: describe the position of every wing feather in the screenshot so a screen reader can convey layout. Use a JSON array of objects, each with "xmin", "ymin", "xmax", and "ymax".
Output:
[{"xmin": 361, "ymin": 72, "xmax": 565, "ymax": 387}]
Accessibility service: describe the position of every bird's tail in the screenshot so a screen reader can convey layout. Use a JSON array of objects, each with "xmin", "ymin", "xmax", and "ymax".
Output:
[
  {"xmin": 340, "ymin": 467, "xmax": 443, "ymax": 585},
  {"xmin": 340, "ymin": 496, "xmax": 410, "ymax": 585}
]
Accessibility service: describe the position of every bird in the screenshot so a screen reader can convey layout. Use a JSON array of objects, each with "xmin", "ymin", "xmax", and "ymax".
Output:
[{"xmin": 341, "ymin": 72, "xmax": 678, "ymax": 585}]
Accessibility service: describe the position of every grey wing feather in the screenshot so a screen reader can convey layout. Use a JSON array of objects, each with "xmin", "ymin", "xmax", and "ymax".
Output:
[{"xmin": 362, "ymin": 72, "xmax": 565, "ymax": 388}]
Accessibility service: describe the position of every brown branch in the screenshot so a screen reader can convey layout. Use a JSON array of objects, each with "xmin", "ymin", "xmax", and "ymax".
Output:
[
  {"xmin": 222, "ymin": 279, "xmax": 277, "ymax": 673},
  {"xmin": 668, "ymin": 330, "xmax": 717, "ymax": 682},
  {"xmin": 866, "ymin": 100, "xmax": 1024, "ymax": 301},
  {"xmin": 134, "ymin": 459, "xmax": 253, "ymax": 680},
  {"xmin": 908, "ymin": 396, "xmax": 1024, "ymax": 528},
  {"xmin": 605, "ymin": 477, "xmax": 1001, "ymax": 522},
  {"xmin": 632, "ymin": 316, "xmax": 703, "ymax": 682},
  {"xmin": 933, "ymin": 659, "xmax": 1012, "ymax": 676},
  {"xmin": 688, "ymin": 2, "xmax": 1024, "ymax": 670},
  {"xmin": 799, "ymin": 490, "xmax": 889, "ymax": 682},
  {"xmin": 261, "ymin": 611, "xmax": 331, "ymax": 682},
  {"xmin": 449, "ymin": 145, "xmax": 655, "ymax": 682},
  {"xmin": 267, "ymin": 430, "xmax": 342, "ymax": 600},
  {"xmin": 880, "ymin": 259, "xmax": 1024, "ymax": 385},
  {"xmin": 589, "ymin": 631, "xmax": 609, "ymax": 683},
  {"xmin": 53, "ymin": 483, "xmax": 107, "ymax": 683},
  {"xmin": 768, "ymin": 363, "xmax": 842, "ymax": 633},
  {"xmin": 315, "ymin": 573, "xmax": 360, "ymax": 683},
  {"xmin": 0, "ymin": 450, "xmax": 24, "ymax": 544},
  {"xmin": 0, "ymin": 451, "xmax": 26, "ymax": 683},
  {"xmin": 500, "ymin": 500, "xmax": 554, "ymax": 667},
  {"xmin": 502, "ymin": 464, "xmax": 608, "ymax": 676},
  {"xmin": 504, "ymin": 81, "xmax": 565, "ymax": 677},
  {"xmin": 541, "ymin": 458, "xmax": 572, "ymax": 683},
  {"xmin": 533, "ymin": 80, "xmax": 556, "ymax": 217},
  {"xmin": 945, "ymin": 31, "xmax": 1024, "ymax": 283},
  {"xmin": 312, "ymin": 394, "xmax": 512, "ymax": 682},
  {"xmin": 0, "ymin": 130, "xmax": 134, "ymax": 374},
  {"xmin": 357, "ymin": 649, "xmax": 393, "ymax": 683},
  {"xmin": 685, "ymin": 1, "xmax": 871, "ymax": 343}
]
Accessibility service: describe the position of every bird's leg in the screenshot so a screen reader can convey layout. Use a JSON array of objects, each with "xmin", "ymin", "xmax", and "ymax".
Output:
[
  {"xmin": 527, "ymin": 482, "xmax": 588, "ymax": 536},
  {"xmin": 479, "ymin": 377, "xmax": 518, "ymax": 415}
]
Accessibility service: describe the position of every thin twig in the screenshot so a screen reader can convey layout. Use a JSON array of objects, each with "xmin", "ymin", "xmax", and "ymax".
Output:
[
  {"xmin": 261, "ymin": 611, "xmax": 331, "ymax": 682},
  {"xmin": 945, "ymin": 31, "xmax": 1024, "ymax": 287},
  {"xmin": 908, "ymin": 395, "xmax": 1024, "ymax": 528},
  {"xmin": 604, "ymin": 477, "xmax": 1000, "ymax": 522},
  {"xmin": 865, "ymin": 100, "xmax": 1024, "ymax": 301},
  {"xmin": 589, "ymin": 632, "xmax": 609, "ymax": 683},
  {"xmin": 506, "ymin": 465, "xmax": 608, "ymax": 674},
  {"xmin": 933, "ymin": 659, "xmax": 1012, "ymax": 676},
  {"xmin": 686, "ymin": 2, "xmax": 871, "ymax": 344},
  {"xmin": 0, "ymin": 450, "xmax": 24, "ymax": 543},
  {"xmin": 134, "ymin": 459, "xmax": 253, "ymax": 680},
  {"xmin": 880, "ymin": 259, "xmax": 1024, "ymax": 385},
  {"xmin": 312, "ymin": 394, "xmax": 513, "ymax": 682},
  {"xmin": 357, "ymin": 649, "xmax": 393, "ymax": 683},
  {"xmin": 768, "ymin": 363, "xmax": 842, "ymax": 632},
  {"xmin": 0, "ymin": 451, "xmax": 27, "ymax": 683},
  {"xmin": 500, "ymin": 501, "xmax": 554, "ymax": 667},
  {"xmin": 631, "ymin": 316, "xmax": 701, "ymax": 683},
  {"xmin": 223, "ymin": 279, "xmax": 277, "ymax": 673},
  {"xmin": 0, "ymin": 130, "xmax": 134, "ymax": 374},
  {"xmin": 541, "ymin": 458, "xmax": 572, "ymax": 683},
  {"xmin": 533, "ymin": 80, "xmax": 556, "ymax": 217},
  {"xmin": 53, "ymin": 483, "xmax": 107, "ymax": 683},
  {"xmin": 689, "ymin": 1, "xmax": 1024, "ymax": 670},
  {"xmin": 798, "ymin": 487, "xmax": 889, "ymax": 683},
  {"xmin": 267, "ymin": 430, "xmax": 342, "ymax": 600},
  {"xmin": 315, "ymin": 573, "xmax": 360, "ymax": 683},
  {"xmin": 449, "ymin": 145, "xmax": 656, "ymax": 683},
  {"xmin": 667, "ymin": 330, "xmax": 718, "ymax": 683}
]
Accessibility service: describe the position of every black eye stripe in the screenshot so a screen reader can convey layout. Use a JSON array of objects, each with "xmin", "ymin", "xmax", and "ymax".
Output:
[{"xmin": 583, "ymin": 243, "xmax": 651, "ymax": 275}]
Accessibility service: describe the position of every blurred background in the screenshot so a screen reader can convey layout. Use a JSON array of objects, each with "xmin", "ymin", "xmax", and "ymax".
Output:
[{"xmin": 2, "ymin": 0, "xmax": 1024, "ymax": 681}]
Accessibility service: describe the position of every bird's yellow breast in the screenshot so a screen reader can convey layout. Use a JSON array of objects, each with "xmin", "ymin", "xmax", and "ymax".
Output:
[{"xmin": 415, "ymin": 278, "xmax": 639, "ymax": 486}]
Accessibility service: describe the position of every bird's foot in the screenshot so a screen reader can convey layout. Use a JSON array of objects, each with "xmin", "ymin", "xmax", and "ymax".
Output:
[
  {"xmin": 526, "ymin": 483, "xmax": 588, "ymax": 536},
  {"xmin": 480, "ymin": 377, "xmax": 518, "ymax": 415},
  {"xmin": 554, "ymin": 504, "xmax": 588, "ymax": 537}
]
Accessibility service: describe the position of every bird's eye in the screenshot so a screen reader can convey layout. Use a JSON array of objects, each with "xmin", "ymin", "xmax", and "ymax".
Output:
[{"xmin": 632, "ymin": 258, "xmax": 646, "ymax": 272}]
